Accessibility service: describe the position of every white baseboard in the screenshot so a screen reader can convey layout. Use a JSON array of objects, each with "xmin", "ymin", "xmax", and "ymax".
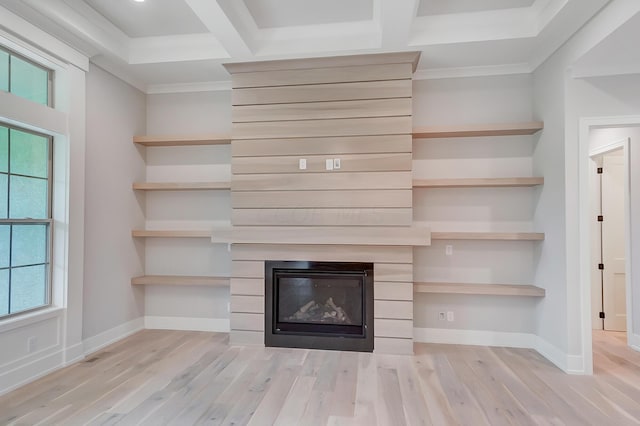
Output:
[
  {"xmin": 532, "ymin": 335, "xmax": 574, "ymax": 373},
  {"xmin": 145, "ymin": 316, "xmax": 230, "ymax": 332},
  {"xmin": 83, "ymin": 317, "xmax": 145, "ymax": 356},
  {"xmin": 414, "ymin": 327, "xmax": 535, "ymax": 348},
  {"xmin": 0, "ymin": 316, "xmax": 229, "ymax": 396},
  {"xmin": 630, "ymin": 333, "xmax": 640, "ymax": 352},
  {"xmin": 64, "ymin": 342, "xmax": 85, "ymax": 365},
  {"xmin": 0, "ymin": 348, "xmax": 64, "ymax": 396},
  {"xmin": 414, "ymin": 328, "xmax": 579, "ymax": 374}
]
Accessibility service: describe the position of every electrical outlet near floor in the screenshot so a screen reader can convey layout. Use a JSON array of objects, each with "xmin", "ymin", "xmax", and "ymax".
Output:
[
  {"xmin": 438, "ymin": 312, "xmax": 446, "ymax": 321},
  {"xmin": 445, "ymin": 245, "xmax": 453, "ymax": 256},
  {"xmin": 447, "ymin": 311, "xmax": 454, "ymax": 322}
]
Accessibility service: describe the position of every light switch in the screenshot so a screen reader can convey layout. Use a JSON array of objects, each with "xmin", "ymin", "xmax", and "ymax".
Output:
[
  {"xmin": 325, "ymin": 159, "xmax": 334, "ymax": 170},
  {"xmin": 299, "ymin": 158, "xmax": 307, "ymax": 170},
  {"xmin": 333, "ymin": 158, "xmax": 341, "ymax": 169}
]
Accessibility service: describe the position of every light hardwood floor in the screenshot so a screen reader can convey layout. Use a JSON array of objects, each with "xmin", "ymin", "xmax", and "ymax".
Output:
[{"xmin": 1, "ymin": 330, "xmax": 639, "ymax": 425}]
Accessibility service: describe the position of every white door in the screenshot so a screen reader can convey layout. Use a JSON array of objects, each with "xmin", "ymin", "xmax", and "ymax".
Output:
[{"xmin": 602, "ymin": 153, "xmax": 627, "ymax": 331}]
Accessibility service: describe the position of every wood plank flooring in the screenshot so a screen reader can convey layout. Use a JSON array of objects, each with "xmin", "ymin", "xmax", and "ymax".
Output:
[{"xmin": 1, "ymin": 330, "xmax": 639, "ymax": 425}]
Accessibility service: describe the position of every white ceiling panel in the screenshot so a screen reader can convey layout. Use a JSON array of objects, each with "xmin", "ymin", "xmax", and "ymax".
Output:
[
  {"xmin": 0, "ymin": 0, "xmax": 613, "ymax": 90},
  {"xmin": 243, "ymin": 0, "xmax": 373, "ymax": 28},
  {"xmin": 418, "ymin": 0, "xmax": 535, "ymax": 16},
  {"xmin": 84, "ymin": 0, "xmax": 208, "ymax": 37},
  {"xmin": 417, "ymin": 39, "xmax": 533, "ymax": 70},
  {"xmin": 572, "ymin": 13, "xmax": 640, "ymax": 78}
]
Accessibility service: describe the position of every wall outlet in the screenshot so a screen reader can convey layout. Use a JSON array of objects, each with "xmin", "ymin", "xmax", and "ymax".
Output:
[
  {"xmin": 227, "ymin": 302, "xmax": 230, "ymax": 313},
  {"xmin": 445, "ymin": 245, "xmax": 453, "ymax": 256},
  {"xmin": 299, "ymin": 158, "xmax": 307, "ymax": 170},
  {"xmin": 333, "ymin": 158, "xmax": 341, "ymax": 169},
  {"xmin": 325, "ymin": 159, "xmax": 334, "ymax": 170},
  {"xmin": 27, "ymin": 336, "xmax": 38, "ymax": 353},
  {"xmin": 438, "ymin": 312, "xmax": 446, "ymax": 321},
  {"xmin": 447, "ymin": 311, "xmax": 454, "ymax": 322}
]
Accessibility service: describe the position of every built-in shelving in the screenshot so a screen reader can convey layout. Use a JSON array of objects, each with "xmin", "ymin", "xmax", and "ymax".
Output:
[
  {"xmin": 412, "ymin": 177, "xmax": 544, "ymax": 188},
  {"xmin": 430, "ymin": 232, "xmax": 545, "ymax": 241},
  {"xmin": 133, "ymin": 135, "xmax": 231, "ymax": 147},
  {"xmin": 132, "ymin": 181, "xmax": 231, "ymax": 191},
  {"xmin": 412, "ymin": 121, "xmax": 544, "ymax": 139},
  {"xmin": 131, "ymin": 230, "xmax": 211, "ymax": 238},
  {"xmin": 414, "ymin": 282, "xmax": 545, "ymax": 297},
  {"xmin": 131, "ymin": 275, "xmax": 230, "ymax": 287}
]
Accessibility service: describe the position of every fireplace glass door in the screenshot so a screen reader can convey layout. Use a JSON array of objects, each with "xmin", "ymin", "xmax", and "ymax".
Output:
[
  {"xmin": 276, "ymin": 272, "xmax": 363, "ymax": 336},
  {"xmin": 265, "ymin": 261, "xmax": 374, "ymax": 352}
]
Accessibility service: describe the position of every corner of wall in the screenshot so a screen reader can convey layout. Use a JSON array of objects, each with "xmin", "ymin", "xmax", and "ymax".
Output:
[
  {"xmin": 630, "ymin": 333, "xmax": 640, "ymax": 353},
  {"xmin": 82, "ymin": 317, "xmax": 145, "ymax": 356},
  {"xmin": 144, "ymin": 316, "xmax": 230, "ymax": 332},
  {"xmin": 414, "ymin": 327, "xmax": 582, "ymax": 374},
  {"xmin": 414, "ymin": 327, "xmax": 535, "ymax": 348}
]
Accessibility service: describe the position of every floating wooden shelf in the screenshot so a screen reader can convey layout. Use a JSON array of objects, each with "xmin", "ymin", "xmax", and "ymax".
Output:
[
  {"xmin": 412, "ymin": 121, "xmax": 544, "ymax": 139},
  {"xmin": 414, "ymin": 282, "xmax": 545, "ymax": 297},
  {"xmin": 131, "ymin": 230, "xmax": 211, "ymax": 238},
  {"xmin": 132, "ymin": 182, "xmax": 231, "ymax": 191},
  {"xmin": 431, "ymin": 232, "xmax": 544, "ymax": 241},
  {"xmin": 412, "ymin": 177, "xmax": 544, "ymax": 188},
  {"xmin": 133, "ymin": 135, "xmax": 231, "ymax": 147},
  {"xmin": 131, "ymin": 275, "xmax": 230, "ymax": 287}
]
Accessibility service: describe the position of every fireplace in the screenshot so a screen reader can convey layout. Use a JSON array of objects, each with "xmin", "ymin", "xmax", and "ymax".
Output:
[{"xmin": 265, "ymin": 261, "xmax": 374, "ymax": 352}]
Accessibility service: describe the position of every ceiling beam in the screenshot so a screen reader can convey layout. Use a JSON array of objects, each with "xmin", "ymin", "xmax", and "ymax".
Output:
[
  {"xmin": 129, "ymin": 34, "xmax": 228, "ymax": 64},
  {"xmin": 21, "ymin": 0, "xmax": 129, "ymax": 62},
  {"xmin": 376, "ymin": 0, "xmax": 418, "ymax": 49},
  {"xmin": 184, "ymin": 0, "xmax": 254, "ymax": 59}
]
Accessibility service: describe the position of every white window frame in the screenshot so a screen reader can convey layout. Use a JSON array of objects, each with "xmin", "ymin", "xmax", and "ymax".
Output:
[{"xmin": 0, "ymin": 122, "xmax": 54, "ymax": 319}]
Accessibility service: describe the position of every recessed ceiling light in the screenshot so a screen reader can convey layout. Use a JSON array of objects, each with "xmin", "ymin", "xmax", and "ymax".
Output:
[{"xmin": 134, "ymin": 0, "xmax": 144, "ymax": 2}]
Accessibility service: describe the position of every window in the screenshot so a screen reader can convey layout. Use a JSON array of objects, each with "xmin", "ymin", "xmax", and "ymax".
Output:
[
  {"xmin": 0, "ymin": 124, "xmax": 52, "ymax": 318},
  {"xmin": 0, "ymin": 46, "xmax": 52, "ymax": 106}
]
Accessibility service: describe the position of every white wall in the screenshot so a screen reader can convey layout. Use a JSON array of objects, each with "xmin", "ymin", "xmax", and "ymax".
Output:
[
  {"xmin": 0, "ymin": 7, "xmax": 88, "ymax": 395},
  {"xmin": 531, "ymin": 0, "xmax": 640, "ymax": 371},
  {"xmin": 632, "ymin": 132, "xmax": 640, "ymax": 344},
  {"xmin": 144, "ymin": 92, "xmax": 232, "ymax": 327},
  {"xmin": 531, "ymin": 52, "xmax": 568, "ymax": 356},
  {"xmin": 412, "ymin": 76, "xmax": 540, "ymax": 334},
  {"xmin": 82, "ymin": 64, "xmax": 146, "ymax": 341}
]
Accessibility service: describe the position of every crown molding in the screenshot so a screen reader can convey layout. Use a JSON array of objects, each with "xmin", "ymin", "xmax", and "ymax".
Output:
[
  {"xmin": 146, "ymin": 80, "xmax": 233, "ymax": 95},
  {"xmin": 413, "ymin": 63, "xmax": 532, "ymax": 80}
]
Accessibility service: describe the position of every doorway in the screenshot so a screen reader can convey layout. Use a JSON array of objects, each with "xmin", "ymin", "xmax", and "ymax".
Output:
[
  {"xmin": 579, "ymin": 119, "xmax": 640, "ymax": 374},
  {"xmin": 590, "ymin": 147, "xmax": 627, "ymax": 332}
]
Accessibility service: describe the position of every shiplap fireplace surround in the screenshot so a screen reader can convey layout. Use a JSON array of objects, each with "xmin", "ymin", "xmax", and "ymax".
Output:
[{"xmin": 215, "ymin": 52, "xmax": 428, "ymax": 355}]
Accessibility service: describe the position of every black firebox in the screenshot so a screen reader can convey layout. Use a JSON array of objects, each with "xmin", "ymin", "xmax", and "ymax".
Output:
[{"xmin": 265, "ymin": 261, "xmax": 374, "ymax": 352}]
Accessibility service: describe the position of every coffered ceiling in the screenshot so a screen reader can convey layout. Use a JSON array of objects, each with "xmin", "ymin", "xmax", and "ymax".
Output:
[{"xmin": 0, "ymin": 0, "xmax": 613, "ymax": 93}]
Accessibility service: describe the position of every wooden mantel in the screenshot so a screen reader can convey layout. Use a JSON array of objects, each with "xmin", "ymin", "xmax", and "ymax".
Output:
[{"xmin": 210, "ymin": 226, "xmax": 431, "ymax": 246}]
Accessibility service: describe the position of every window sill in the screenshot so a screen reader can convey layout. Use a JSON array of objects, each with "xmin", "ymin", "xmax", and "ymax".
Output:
[{"xmin": 0, "ymin": 306, "xmax": 64, "ymax": 333}]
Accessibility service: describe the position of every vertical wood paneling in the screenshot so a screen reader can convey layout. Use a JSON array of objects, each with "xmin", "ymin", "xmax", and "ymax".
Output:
[
  {"xmin": 232, "ymin": 79, "xmax": 412, "ymax": 105},
  {"xmin": 226, "ymin": 53, "xmax": 417, "ymax": 353},
  {"xmin": 374, "ymin": 282, "xmax": 414, "ymax": 301},
  {"xmin": 231, "ymin": 295, "xmax": 264, "ymax": 314},
  {"xmin": 231, "ymin": 63, "xmax": 412, "ymax": 88},
  {"xmin": 232, "ymin": 98, "xmax": 412, "ymax": 122},
  {"xmin": 232, "ymin": 208, "xmax": 413, "ymax": 227},
  {"xmin": 232, "ymin": 135, "xmax": 412, "ymax": 157},
  {"xmin": 231, "ymin": 245, "xmax": 413, "ymax": 264},
  {"xmin": 230, "ymin": 278, "xmax": 264, "ymax": 296}
]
